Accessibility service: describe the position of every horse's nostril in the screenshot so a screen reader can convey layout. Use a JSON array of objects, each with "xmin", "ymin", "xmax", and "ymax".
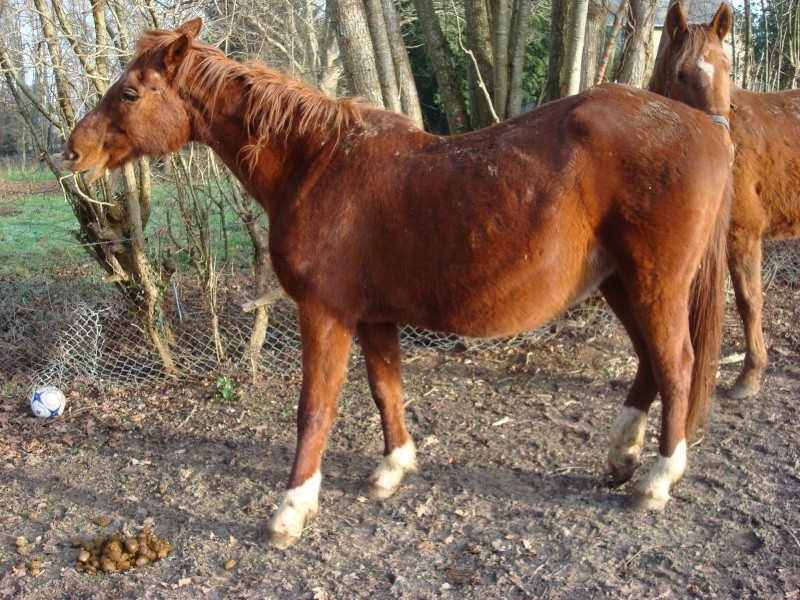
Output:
[{"xmin": 63, "ymin": 150, "xmax": 79, "ymax": 162}]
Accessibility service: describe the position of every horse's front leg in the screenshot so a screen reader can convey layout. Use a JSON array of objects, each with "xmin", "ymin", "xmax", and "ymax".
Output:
[
  {"xmin": 267, "ymin": 305, "xmax": 353, "ymax": 550},
  {"xmin": 357, "ymin": 323, "xmax": 416, "ymax": 499}
]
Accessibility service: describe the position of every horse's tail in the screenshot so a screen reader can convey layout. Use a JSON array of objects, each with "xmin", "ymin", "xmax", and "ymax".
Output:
[{"xmin": 686, "ymin": 175, "xmax": 733, "ymax": 441}]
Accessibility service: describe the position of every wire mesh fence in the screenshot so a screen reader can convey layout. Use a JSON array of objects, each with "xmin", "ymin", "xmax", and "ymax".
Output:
[
  {"xmin": 3, "ymin": 240, "xmax": 799, "ymax": 393},
  {"xmin": 1, "ymin": 277, "xmax": 616, "ymax": 392}
]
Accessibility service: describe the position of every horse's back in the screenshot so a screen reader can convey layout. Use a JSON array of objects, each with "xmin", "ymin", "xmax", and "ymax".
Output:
[
  {"xmin": 729, "ymin": 86, "xmax": 800, "ymax": 240},
  {"xmin": 273, "ymin": 83, "xmax": 733, "ymax": 338}
]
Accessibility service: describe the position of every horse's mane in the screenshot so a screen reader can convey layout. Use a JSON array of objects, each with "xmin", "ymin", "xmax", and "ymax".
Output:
[
  {"xmin": 134, "ymin": 30, "xmax": 361, "ymax": 151},
  {"xmin": 649, "ymin": 25, "xmax": 716, "ymax": 94}
]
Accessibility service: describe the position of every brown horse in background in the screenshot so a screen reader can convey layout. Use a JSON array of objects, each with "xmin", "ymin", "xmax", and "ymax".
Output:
[
  {"xmin": 650, "ymin": 1, "xmax": 800, "ymax": 399},
  {"xmin": 64, "ymin": 20, "xmax": 733, "ymax": 549}
]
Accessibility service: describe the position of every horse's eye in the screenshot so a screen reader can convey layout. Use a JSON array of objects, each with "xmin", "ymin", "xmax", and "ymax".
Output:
[
  {"xmin": 122, "ymin": 88, "xmax": 140, "ymax": 102},
  {"xmin": 677, "ymin": 70, "xmax": 687, "ymax": 83}
]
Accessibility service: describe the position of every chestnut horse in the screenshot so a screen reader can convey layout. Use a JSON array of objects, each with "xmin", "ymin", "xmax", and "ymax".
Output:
[
  {"xmin": 64, "ymin": 20, "xmax": 734, "ymax": 549},
  {"xmin": 650, "ymin": 1, "xmax": 800, "ymax": 399}
]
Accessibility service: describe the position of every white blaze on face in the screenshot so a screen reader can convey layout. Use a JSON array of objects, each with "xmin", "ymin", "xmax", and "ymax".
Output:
[{"xmin": 696, "ymin": 57, "xmax": 715, "ymax": 81}]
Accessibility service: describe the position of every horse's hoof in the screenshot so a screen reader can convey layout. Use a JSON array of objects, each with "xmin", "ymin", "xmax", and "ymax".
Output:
[
  {"xmin": 610, "ymin": 461, "xmax": 639, "ymax": 488},
  {"xmin": 632, "ymin": 492, "xmax": 669, "ymax": 511},
  {"xmin": 267, "ymin": 529, "xmax": 302, "ymax": 550},
  {"xmin": 728, "ymin": 381, "xmax": 760, "ymax": 400},
  {"xmin": 608, "ymin": 450, "xmax": 640, "ymax": 487},
  {"xmin": 366, "ymin": 479, "xmax": 399, "ymax": 500}
]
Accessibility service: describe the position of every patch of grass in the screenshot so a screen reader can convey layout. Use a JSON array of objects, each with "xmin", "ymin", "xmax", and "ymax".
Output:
[
  {"xmin": 0, "ymin": 177, "xmax": 83, "ymax": 279},
  {"xmin": 1, "ymin": 170, "xmax": 263, "ymax": 283},
  {"xmin": 2, "ymin": 168, "xmax": 54, "ymax": 182}
]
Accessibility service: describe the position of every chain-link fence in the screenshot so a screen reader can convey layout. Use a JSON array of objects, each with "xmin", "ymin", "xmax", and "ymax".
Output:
[
  {"xmin": 0, "ymin": 277, "xmax": 616, "ymax": 392},
  {"xmin": 3, "ymin": 240, "xmax": 799, "ymax": 393}
]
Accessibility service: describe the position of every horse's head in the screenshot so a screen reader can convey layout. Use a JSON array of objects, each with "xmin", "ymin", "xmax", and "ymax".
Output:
[
  {"xmin": 649, "ymin": 2, "xmax": 733, "ymax": 120},
  {"xmin": 63, "ymin": 19, "xmax": 202, "ymax": 181}
]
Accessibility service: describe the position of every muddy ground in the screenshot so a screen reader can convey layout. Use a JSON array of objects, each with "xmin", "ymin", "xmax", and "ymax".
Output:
[{"xmin": 1, "ymin": 281, "xmax": 799, "ymax": 599}]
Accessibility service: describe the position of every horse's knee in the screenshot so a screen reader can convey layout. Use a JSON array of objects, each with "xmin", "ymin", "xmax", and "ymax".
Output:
[{"xmin": 366, "ymin": 440, "xmax": 417, "ymax": 500}]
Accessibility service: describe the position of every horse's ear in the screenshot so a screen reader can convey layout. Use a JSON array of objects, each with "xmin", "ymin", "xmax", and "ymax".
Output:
[
  {"xmin": 710, "ymin": 3, "xmax": 733, "ymax": 41},
  {"xmin": 665, "ymin": 2, "xmax": 688, "ymax": 40},
  {"xmin": 176, "ymin": 18, "xmax": 202, "ymax": 39},
  {"xmin": 163, "ymin": 34, "xmax": 192, "ymax": 77}
]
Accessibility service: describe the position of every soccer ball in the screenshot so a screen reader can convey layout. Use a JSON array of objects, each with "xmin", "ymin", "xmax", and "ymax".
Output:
[{"xmin": 30, "ymin": 386, "xmax": 66, "ymax": 419}]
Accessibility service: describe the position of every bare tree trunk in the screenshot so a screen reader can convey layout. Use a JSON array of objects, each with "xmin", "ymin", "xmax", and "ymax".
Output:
[
  {"xmin": 743, "ymin": 0, "xmax": 752, "ymax": 88},
  {"xmin": 581, "ymin": 0, "xmax": 607, "ymax": 89},
  {"xmin": 507, "ymin": 0, "xmax": 533, "ymax": 116},
  {"xmin": 364, "ymin": 0, "xmax": 402, "ymax": 112},
  {"xmin": 381, "ymin": 0, "xmax": 424, "ymax": 127},
  {"xmin": 615, "ymin": 0, "xmax": 658, "ymax": 87},
  {"xmin": 541, "ymin": 0, "xmax": 572, "ymax": 102},
  {"xmin": 493, "ymin": 0, "xmax": 512, "ymax": 118},
  {"xmin": 413, "ymin": 0, "xmax": 471, "ymax": 132},
  {"xmin": 564, "ymin": 0, "xmax": 590, "ymax": 95},
  {"xmin": 781, "ymin": 0, "xmax": 800, "ymax": 89},
  {"xmin": 596, "ymin": 0, "xmax": 628, "ymax": 84},
  {"xmin": 465, "ymin": 0, "xmax": 496, "ymax": 127},
  {"xmin": 328, "ymin": 0, "xmax": 384, "ymax": 106}
]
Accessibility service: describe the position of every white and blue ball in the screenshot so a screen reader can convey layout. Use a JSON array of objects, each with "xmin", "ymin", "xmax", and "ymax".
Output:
[{"xmin": 30, "ymin": 386, "xmax": 66, "ymax": 419}]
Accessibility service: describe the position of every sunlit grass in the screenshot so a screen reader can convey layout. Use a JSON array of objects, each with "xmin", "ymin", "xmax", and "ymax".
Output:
[{"xmin": 0, "ymin": 170, "xmax": 263, "ymax": 282}]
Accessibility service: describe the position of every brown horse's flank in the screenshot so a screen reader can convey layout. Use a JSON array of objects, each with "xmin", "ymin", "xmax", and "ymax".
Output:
[
  {"xmin": 65, "ymin": 20, "xmax": 734, "ymax": 548},
  {"xmin": 650, "ymin": 1, "xmax": 800, "ymax": 400}
]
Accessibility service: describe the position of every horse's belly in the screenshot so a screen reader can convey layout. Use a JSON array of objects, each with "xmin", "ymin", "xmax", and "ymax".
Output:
[{"xmin": 415, "ymin": 249, "xmax": 616, "ymax": 339}]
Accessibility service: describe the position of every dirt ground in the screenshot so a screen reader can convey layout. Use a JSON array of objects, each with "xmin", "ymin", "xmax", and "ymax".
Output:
[{"xmin": 1, "ymin": 281, "xmax": 799, "ymax": 599}]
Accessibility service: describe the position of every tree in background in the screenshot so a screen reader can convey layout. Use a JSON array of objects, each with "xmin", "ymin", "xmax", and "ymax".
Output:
[{"xmin": 614, "ymin": 0, "xmax": 659, "ymax": 87}]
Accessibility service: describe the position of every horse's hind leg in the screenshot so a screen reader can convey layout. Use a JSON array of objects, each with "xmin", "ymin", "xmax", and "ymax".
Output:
[
  {"xmin": 628, "ymin": 293, "xmax": 694, "ymax": 510},
  {"xmin": 727, "ymin": 233, "xmax": 767, "ymax": 399},
  {"xmin": 601, "ymin": 275, "xmax": 658, "ymax": 485},
  {"xmin": 268, "ymin": 304, "xmax": 353, "ymax": 549},
  {"xmin": 357, "ymin": 323, "xmax": 417, "ymax": 500}
]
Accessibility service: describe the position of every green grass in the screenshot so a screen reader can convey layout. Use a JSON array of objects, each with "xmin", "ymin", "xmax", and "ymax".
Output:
[
  {"xmin": 0, "ymin": 170, "xmax": 264, "ymax": 282},
  {"xmin": 2, "ymin": 168, "xmax": 54, "ymax": 182},
  {"xmin": 0, "ymin": 176, "xmax": 84, "ymax": 279}
]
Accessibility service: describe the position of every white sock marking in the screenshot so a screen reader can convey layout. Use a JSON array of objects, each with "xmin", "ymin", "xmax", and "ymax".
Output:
[
  {"xmin": 269, "ymin": 471, "xmax": 321, "ymax": 539},
  {"xmin": 608, "ymin": 406, "xmax": 648, "ymax": 472},
  {"xmin": 369, "ymin": 441, "xmax": 417, "ymax": 494},
  {"xmin": 638, "ymin": 439, "xmax": 687, "ymax": 502}
]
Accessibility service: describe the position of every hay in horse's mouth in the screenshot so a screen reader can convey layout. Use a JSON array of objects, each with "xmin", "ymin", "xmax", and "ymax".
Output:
[{"xmin": 63, "ymin": 158, "xmax": 107, "ymax": 183}]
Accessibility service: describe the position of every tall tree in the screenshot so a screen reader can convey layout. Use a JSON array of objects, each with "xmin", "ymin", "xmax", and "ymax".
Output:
[
  {"xmin": 615, "ymin": 0, "xmax": 658, "ymax": 86},
  {"xmin": 564, "ymin": 0, "xmax": 590, "ymax": 95},
  {"xmin": 381, "ymin": 0, "xmax": 424, "ymax": 126},
  {"xmin": 328, "ymin": 0, "xmax": 385, "ymax": 106},
  {"xmin": 581, "ymin": 0, "xmax": 608, "ymax": 89},
  {"xmin": 507, "ymin": 0, "xmax": 534, "ymax": 115},
  {"xmin": 464, "ymin": 0, "xmax": 496, "ymax": 126},
  {"xmin": 541, "ymin": 0, "xmax": 573, "ymax": 102},
  {"xmin": 413, "ymin": 0, "xmax": 471, "ymax": 131},
  {"xmin": 742, "ymin": 0, "xmax": 753, "ymax": 88}
]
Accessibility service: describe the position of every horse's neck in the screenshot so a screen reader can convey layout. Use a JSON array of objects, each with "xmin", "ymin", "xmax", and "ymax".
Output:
[{"xmin": 187, "ymin": 80, "xmax": 327, "ymax": 216}]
